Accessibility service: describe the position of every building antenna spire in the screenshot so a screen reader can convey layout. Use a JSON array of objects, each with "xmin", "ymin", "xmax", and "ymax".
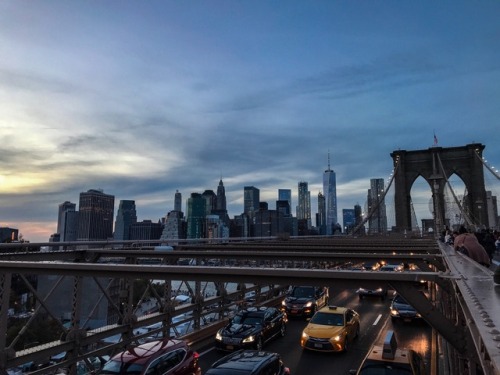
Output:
[{"xmin": 328, "ymin": 150, "xmax": 331, "ymax": 170}]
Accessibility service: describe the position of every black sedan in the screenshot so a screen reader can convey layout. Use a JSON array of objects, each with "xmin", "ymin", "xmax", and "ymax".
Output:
[
  {"xmin": 281, "ymin": 285, "xmax": 329, "ymax": 318},
  {"xmin": 215, "ymin": 306, "xmax": 287, "ymax": 351},
  {"xmin": 356, "ymin": 286, "xmax": 388, "ymax": 301}
]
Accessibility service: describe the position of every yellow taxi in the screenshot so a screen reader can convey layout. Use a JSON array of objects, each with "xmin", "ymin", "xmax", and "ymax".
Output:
[{"xmin": 300, "ymin": 305, "xmax": 360, "ymax": 352}]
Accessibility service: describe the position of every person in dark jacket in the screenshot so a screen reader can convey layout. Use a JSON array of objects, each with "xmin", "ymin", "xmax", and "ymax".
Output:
[{"xmin": 478, "ymin": 229, "xmax": 496, "ymax": 262}]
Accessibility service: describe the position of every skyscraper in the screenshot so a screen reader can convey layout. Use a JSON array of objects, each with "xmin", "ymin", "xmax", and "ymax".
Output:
[
  {"xmin": 323, "ymin": 153, "xmax": 337, "ymax": 235},
  {"xmin": 57, "ymin": 201, "xmax": 78, "ymax": 242},
  {"xmin": 186, "ymin": 193, "xmax": 206, "ymax": 239},
  {"xmin": 278, "ymin": 189, "xmax": 292, "ymax": 213},
  {"xmin": 202, "ymin": 190, "xmax": 217, "ymax": 216},
  {"xmin": 213, "ymin": 179, "xmax": 230, "ymax": 228},
  {"xmin": 77, "ymin": 189, "xmax": 115, "ymax": 241},
  {"xmin": 244, "ymin": 186, "xmax": 260, "ymax": 219},
  {"xmin": 216, "ymin": 179, "xmax": 227, "ymax": 211},
  {"xmin": 367, "ymin": 178, "xmax": 388, "ymax": 234},
  {"xmin": 114, "ymin": 200, "xmax": 137, "ymax": 241},
  {"xmin": 174, "ymin": 190, "xmax": 182, "ymax": 212},
  {"xmin": 297, "ymin": 181, "xmax": 311, "ymax": 228},
  {"xmin": 343, "ymin": 208, "xmax": 356, "ymax": 233},
  {"xmin": 317, "ymin": 192, "xmax": 326, "ymax": 232}
]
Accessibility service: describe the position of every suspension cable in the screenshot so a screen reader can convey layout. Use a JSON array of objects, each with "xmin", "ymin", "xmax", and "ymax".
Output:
[
  {"xmin": 351, "ymin": 157, "xmax": 401, "ymax": 235},
  {"xmin": 436, "ymin": 153, "xmax": 475, "ymax": 227},
  {"xmin": 474, "ymin": 150, "xmax": 500, "ymax": 180}
]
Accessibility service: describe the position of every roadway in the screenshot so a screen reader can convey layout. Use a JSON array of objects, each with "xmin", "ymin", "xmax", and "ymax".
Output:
[{"xmin": 197, "ymin": 284, "xmax": 433, "ymax": 375}]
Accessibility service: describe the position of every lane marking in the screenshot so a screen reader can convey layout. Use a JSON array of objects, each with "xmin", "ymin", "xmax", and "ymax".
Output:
[{"xmin": 373, "ymin": 314, "xmax": 382, "ymax": 325}]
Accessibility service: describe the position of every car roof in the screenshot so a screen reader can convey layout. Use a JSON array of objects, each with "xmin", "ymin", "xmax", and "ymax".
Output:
[
  {"xmin": 237, "ymin": 306, "xmax": 274, "ymax": 316},
  {"xmin": 365, "ymin": 346, "xmax": 416, "ymax": 365},
  {"xmin": 317, "ymin": 305, "xmax": 348, "ymax": 314},
  {"xmin": 365, "ymin": 332, "xmax": 416, "ymax": 366},
  {"xmin": 207, "ymin": 350, "xmax": 278, "ymax": 374},
  {"xmin": 110, "ymin": 339, "xmax": 186, "ymax": 365},
  {"xmin": 381, "ymin": 264, "xmax": 401, "ymax": 268}
]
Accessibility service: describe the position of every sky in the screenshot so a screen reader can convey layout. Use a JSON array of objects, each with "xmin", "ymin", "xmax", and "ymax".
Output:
[{"xmin": 1, "ymin": 1, "xmax": 499, "ymax": 242}]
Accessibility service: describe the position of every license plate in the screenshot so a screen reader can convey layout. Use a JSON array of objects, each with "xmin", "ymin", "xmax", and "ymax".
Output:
[
  {"xmin": 226, "ymin": 345, "xmax": 234, "ymax": 350},
  {"xmin": 291, "ymin": 309, "xmax": 298, "ymax": 313},
  {"xmin": 404, "ymin": 318, "xmax": 411, "ymax": 322},
  {"xmin": 314, "ymin": 343, "xmax": 323, "ymax": 348}
]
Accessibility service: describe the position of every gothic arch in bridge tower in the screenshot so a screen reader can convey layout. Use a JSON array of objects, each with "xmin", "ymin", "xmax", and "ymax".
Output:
[{"xmin": 390, "ymin": 143, "xmax": 488, "ymax": 234}]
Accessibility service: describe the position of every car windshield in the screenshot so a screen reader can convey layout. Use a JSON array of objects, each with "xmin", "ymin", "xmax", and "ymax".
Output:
[
  {"xmin": 394, "ymin": 295, "xmax": 410, "ymax": 304},
  {"xmin": 358, "ymin": 361, "xmax": 413, "ymax": 374},
  {"xmin": 309, "ymin": 312, "xmax": 344, "ymax": 326},
  {"xmin": 232, "ymin": 314, "xmax": 263, "ymax": 325},
  {"xmin": 291, "ymin": 287, "xmax": 315, "ymax": 298},
  {"xmin": 100, "ymin": 359, "xmax": 144, "ymax": 375}
]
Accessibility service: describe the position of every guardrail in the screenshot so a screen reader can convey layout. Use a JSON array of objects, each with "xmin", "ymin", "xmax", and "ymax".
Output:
[{"xmin": 4, "ymin": 290, "xmax": 285, "ymax": 375}]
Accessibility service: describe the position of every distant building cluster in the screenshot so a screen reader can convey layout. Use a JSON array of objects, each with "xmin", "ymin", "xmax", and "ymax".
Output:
[{"xmin": 1, "ymin": 157, "xmax": 399, "ymax": 244}]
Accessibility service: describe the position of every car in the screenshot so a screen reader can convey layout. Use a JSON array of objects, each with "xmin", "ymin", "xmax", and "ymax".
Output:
[
  {"xmin": 356, "ymin": 286, "xmax": 388, "ymax": 300},
  {"xmin": 361, "ymin": 261, "xmax": 382, "ymax": 271},
  {"xmin": 350, "ymin": 330, "xmax": 426, "ymax": 375},
  {"xmin": 281, "ymin": 285, "xmax": 329, "ymax": 318},
  {"xmin": 215, "ymin": 306, "xmax": 287, "ymax": 351},
  {"xmin": 300, "ymin": 305, "xmax": 360, "ymax": 352},
  {"xmin": 408, "ymin": 263, "xmax": 429, "ymax": 288},
  {"xmin": 379, "ymin": 263, "xmax": 403, "ymax": 272},
  {"xmin": 205, "ymin": 350, "xmax": 290, "ymax": 375},
  {"xmin": 99, "ymin": 338, "xmax": 201, "ymax": 375},
  {"xmin": 390, "ymin": 293, "xmax": 422, "ymax": 322}
]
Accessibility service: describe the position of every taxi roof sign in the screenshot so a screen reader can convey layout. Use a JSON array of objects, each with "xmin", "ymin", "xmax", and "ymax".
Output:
[{"xmin": 382, "ymin": 330, "xmax": 397, "ymax": 360}]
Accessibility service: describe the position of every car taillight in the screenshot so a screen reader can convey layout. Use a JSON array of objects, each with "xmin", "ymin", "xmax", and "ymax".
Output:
[{"xmin": 193, "ymin": 351, "xmax": 200, "ymax": 360}]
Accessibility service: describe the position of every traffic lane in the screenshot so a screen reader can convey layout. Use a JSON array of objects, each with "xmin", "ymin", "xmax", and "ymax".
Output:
[
  {"xmin": 389, "ymin": 317, "xmax": 432, "ymax": 373},
  {"xmin": 198, "ymin": 289, "xmax": 390, "ymax": 374}
]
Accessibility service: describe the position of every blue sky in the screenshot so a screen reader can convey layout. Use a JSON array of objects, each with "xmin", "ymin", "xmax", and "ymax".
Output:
[{"xmin": 1, "ymin": 1, "xmax": 499, "ymax": 242}]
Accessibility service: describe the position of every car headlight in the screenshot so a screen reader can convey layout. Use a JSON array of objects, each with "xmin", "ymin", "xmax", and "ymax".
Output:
[
  {"xmin": 242, "ymin": 335, "xmax": 255, "ymax": 343},
  {"xmin": 375, "ymin": 288, "xmax": 383, "ymax": 292},
  {"xmin": 215, "ymin": 331, "xmax": 223, "ymax": 341},
  {"xmin": 332, "ymin": 334, "xmax": 342, "ymax": 342},
  {"xmin": 304, "ymin": 301, "xmax": 313, "ymax": 308},
  {"xmin": 282, "ymin": 300, "xmax": 287, "ymax": 306},
  {"xmin": 301, "ymin": 332, "xmax": 309, "ymax": 340},
  {"xmin": 390, "ymin": 309, "xmax": 399, "ymax": 316}
]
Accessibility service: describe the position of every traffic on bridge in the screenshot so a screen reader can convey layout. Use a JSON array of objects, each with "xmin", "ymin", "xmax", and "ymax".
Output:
[{"xmin": 1, "ymin": 236, "xmax": 499, "ymax": 375}]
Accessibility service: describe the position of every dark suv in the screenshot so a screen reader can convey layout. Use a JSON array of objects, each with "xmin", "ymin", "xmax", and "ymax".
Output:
[
  {"xmin": 215, "ymin": 306, "xmax": 287, "ymax": 351},
  {"xmin": 205, "ymin": 350, "xmax": 290, "ymax": 375},
  {"xmin": 281, "ymin": 286, "xmax": 329, "ymax": 318},
  {"xmin": 99, "ymin": 339, "xmax": 201, "ymax": 375}
]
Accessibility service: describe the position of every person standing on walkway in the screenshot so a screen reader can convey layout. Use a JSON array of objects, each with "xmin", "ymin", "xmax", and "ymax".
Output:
[{"xmin": 453, "ymin": 226, "xmax": 491, "ymax": 267}]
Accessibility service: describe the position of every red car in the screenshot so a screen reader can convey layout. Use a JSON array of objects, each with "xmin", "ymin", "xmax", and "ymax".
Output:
[{"xmin": 99, "ymin": 338, "xmax": 201, "ymax": 375}]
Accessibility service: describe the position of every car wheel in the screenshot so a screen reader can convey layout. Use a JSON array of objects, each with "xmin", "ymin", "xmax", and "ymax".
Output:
[
  {"xmin": 355, "ymin": 325, "xmax": 360, "ymax": 339},
  {"xmin": 280, "ymin": 323, "xmax": 286, "ymax": 337},
  {"xmin": 256, "ymin": 336, "xmax": 263, "ymax": 351},
  {"xmin": 344, "ymin": 336, "xmax": 350, "ymax": 352}
]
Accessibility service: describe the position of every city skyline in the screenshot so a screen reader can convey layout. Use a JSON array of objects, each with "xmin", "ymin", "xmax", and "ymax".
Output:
[{"xmin": 1, "ymin": 2, "xmax": 499, "ymax": 241}]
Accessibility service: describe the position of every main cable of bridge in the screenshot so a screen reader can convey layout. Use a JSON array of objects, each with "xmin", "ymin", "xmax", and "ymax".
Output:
[{"xmin": 350, "ymin": 156, "xmax": 401, "ymax": 236}]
